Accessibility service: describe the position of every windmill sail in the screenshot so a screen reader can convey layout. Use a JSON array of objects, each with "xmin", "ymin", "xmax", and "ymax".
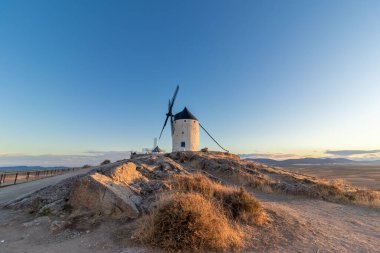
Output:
[{"xmin": 158, "ymin": 85, "xmax": 179, "ymax": 139}]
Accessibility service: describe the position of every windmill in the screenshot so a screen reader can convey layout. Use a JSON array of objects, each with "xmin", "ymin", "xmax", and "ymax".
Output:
[{"xmin": 157, "ymin": 85, "xmax": 229, "ymax": 153}]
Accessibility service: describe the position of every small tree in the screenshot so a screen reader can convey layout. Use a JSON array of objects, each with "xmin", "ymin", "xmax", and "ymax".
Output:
[{"xmin": 100, "ymin": 159, "xmax": 111, "ymax": 165}]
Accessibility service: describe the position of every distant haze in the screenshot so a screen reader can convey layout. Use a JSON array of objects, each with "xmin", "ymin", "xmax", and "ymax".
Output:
[{"xmin": 0, "ymin": 151, "xmax": 131, "ymax": 167}]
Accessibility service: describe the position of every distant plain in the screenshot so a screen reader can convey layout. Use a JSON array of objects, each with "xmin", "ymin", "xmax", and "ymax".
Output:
[{"xmin": 283, "ymin": 164, "xmax": 380, "ymax": 191}]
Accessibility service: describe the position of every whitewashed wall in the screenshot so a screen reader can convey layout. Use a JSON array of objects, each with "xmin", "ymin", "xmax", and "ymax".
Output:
[{"xmin": 172, "ymin": 119, "xmax": 199, "ymax": 151}]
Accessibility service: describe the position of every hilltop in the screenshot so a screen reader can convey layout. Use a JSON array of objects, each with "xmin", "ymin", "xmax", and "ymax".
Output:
[{"xmin": 1, "ymin": 151, "xmax": 379, "ymax": 252}]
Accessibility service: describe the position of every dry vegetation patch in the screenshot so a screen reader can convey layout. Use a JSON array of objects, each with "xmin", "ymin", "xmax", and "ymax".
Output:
[
  {"xmin": 134, "ymin": 193, "xmax": 245, "ymax": 252},
  {"xmin": 168, "ymin": 151, "xmax": 380, "ymax": 207},
  {"xmin": 221, "ymin": 188, "xmax": 267, "ymax": 224},
  {"xmin": 169, "ymin": 173, "xmax": 267, "ymax": 225},
  {"xmin": 133, "ymin": 174, "xmax": 267, "ymax": 252}
]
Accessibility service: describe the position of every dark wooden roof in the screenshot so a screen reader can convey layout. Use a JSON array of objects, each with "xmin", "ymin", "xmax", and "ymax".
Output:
[{"xmin": 174, "ymin": 107, "xmax": 198, "ymax": 121}]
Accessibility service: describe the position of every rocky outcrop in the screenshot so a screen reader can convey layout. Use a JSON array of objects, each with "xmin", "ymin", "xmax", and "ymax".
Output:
[
  {"xmin": 8, "ymin": 151, "xmax": 378, "ymax": 221},
  {"xmin": 6, "ymin": 154, "xmax": 190, "ymax": 218},
  {"xmin": 97, "ymin": 162, "xmax": 147, "ymax": 184},
  {"xmin": 69, "ymin": 173, "xmax": 141, "ymax": 219}
]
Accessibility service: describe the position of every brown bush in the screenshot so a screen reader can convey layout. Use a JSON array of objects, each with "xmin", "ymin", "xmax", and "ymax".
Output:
[
  {"xmin": 220, "ymin": 187, "xmax": 267, "ymax": 224},
  {"xmin": 169, "ymin": 173, "xmax": 225, "ymax": 197},
  {"xmin": 134, "ymin": 192, "xmax": 245, "ymax": 252},
  {"xmin": 169, "ymin": 174, "xmax": 267, "ymax": 224}
]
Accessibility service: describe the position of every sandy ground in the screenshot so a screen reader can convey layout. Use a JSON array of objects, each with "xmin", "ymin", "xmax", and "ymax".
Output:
[
  {"xmin": 0, "ymin": 208, "xmax": 155, "ymax": 253},
  {"xmin": 0, "ymin": 167, "xmax": 379, "ymax": 253}
]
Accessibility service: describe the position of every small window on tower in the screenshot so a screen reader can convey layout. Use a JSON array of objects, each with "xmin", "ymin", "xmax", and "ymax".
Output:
[
  {"xmin": 182, "ymin": 131, "xmax": 184, "ymax": 134},
  {"xmin": 181, "ymin": 142, "xmax": 186, "ymax": 147},
  {"xmin": 184, "ymin": 120, "xmax": 187, "ymax": 122}
]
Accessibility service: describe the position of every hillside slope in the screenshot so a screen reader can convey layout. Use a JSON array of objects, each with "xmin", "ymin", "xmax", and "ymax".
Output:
[{"xmin": 1, "ymin": 151, "xmax": 379, "ymax": 252}]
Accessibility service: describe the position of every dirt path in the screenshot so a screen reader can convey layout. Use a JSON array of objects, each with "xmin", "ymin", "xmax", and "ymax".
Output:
[
  {"xmin": 201, "ymin": 171, "xmax": 380, "ymax": 252},
  {"xmin": 0, "ymin": 168, "xmax": 92, "ymax": 206},
  {"xmin": 252, "ymin": 191, "xmax": 380, "ymax": 252}
]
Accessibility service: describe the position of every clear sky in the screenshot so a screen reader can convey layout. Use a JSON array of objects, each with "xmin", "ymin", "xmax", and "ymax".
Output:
[{"xmin": 1, "ymin": 0, "xmax": 380, "ymax": 165}]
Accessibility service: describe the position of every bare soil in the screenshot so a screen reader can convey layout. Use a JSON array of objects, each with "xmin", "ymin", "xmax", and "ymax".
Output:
[{"xmin": 1, "ymin": 192, "xmax": 379, "ymax": 253}]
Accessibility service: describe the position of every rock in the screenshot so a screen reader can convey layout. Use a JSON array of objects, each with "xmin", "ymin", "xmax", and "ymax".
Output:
[
  {"xmin": 102, "ymin": 162, "xmax": 146, "ymax": 184},
  {"xmin": 22, "ymin": 216, "xmax": 51, "ymax": 228},
  {"xmin": 50, "ymin": 220, "xmax": 70, "ymax": 233},
  {"xmin": 69, "ymin": 173, "xmax": 141, "ymax": 219}
]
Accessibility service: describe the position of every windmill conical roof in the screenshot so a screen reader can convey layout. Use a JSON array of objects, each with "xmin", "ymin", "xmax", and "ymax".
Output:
[{"xmin": 174, "ymin": 107, "xmax": 198, "ymax": 121}]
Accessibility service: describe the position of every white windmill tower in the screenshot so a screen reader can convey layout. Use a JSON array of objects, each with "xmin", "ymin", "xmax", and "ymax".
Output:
[{"xmin": 157, "ymin": 85, "xmax": 228, "ymax": 153}]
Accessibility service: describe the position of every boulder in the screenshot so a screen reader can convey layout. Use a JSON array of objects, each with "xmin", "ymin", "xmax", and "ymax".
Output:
[
  {"xmin": 50, "ymin": 220, "xmax": 71, "ymax": 233},
  {"xmin": 22, "ymin": 216, "xmax": 51, "ymax": 228},
  {"xmin": 102, "ymin": 162, "xmax": 146, "ymax": 184},
  {"xmin": 69, "ymin": 173, "xmax": 141, "ymax": 219}
]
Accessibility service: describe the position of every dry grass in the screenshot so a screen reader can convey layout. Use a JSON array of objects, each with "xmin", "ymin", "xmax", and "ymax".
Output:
[
  {"xmin": 349, "ymin": 190, "xmax": 380, "ymax": 206},
  {"xmin": 231, "ymin": 171, "xmax": 274, "ymax": 193},
  {"xmin": 269, "ymin": 176, "xmax": 380, "ymax": 207},
  {"xmin": 169, "ymin": 173, "xmax": 267, "ymax": 225},
  {"xmin": 133, "ymin": 174, "xmax": 267, "ymax": 252},
  {"xmin": 167, "ymin": 151, "xmax": 380, "ymax": 207},
  {"xmin": 220, "ymin": 187, "xmax": 267, "ymax": 224},
  {"xmin": 169, "ymin": 173, "xmax": 225, "ymax": 197},
  {"xmin": 134, "ymin": 192, "xmax": 245, "ymax": 252}
]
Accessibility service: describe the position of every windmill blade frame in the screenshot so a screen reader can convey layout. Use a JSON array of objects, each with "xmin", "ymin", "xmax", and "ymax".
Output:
[
  {"xmin": 158, "ymin": 85, "xmax": 180, "ymax": 139},
  {"xmin": 159, "ymin": 115, "xmax": 170, "ymax": 139},
  {"xmin": 168, "ymin": 85, "xmax": 179, "ymax": 115}
]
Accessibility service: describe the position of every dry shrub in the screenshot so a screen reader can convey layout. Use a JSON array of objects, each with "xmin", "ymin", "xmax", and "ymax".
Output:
[
  {"xmin": 134, "ymin": 192, "xmax": 245, "ymax": 252},
  {"xmin": 345, "ymin": 189, "xmax": 380, "ymax": 206},
  {"xmin": 221, "ymin": 188, "xmax": 267, "ymax": 224},
  {"xmin": 169, "ymin": 173, "xmax": 225, "ymax": 197},
  {"xmin": 169, "ymin": 173, "xmax": 267, "ymax": 225}
]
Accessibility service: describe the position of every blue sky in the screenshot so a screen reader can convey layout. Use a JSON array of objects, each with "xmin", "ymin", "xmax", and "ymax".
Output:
[{"xmin": 1, "ymin": 0, "xmax": 380, "ymax": 165}]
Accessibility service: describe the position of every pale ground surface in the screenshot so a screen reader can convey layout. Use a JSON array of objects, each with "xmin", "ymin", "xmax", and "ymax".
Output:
[
  {"xmin": 0, "ymin": 167, "xmax": 379, "ymax": 253},
  {"xmin": 252, "ymin": 192, "xmax": 380, "ymax": 252}
]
